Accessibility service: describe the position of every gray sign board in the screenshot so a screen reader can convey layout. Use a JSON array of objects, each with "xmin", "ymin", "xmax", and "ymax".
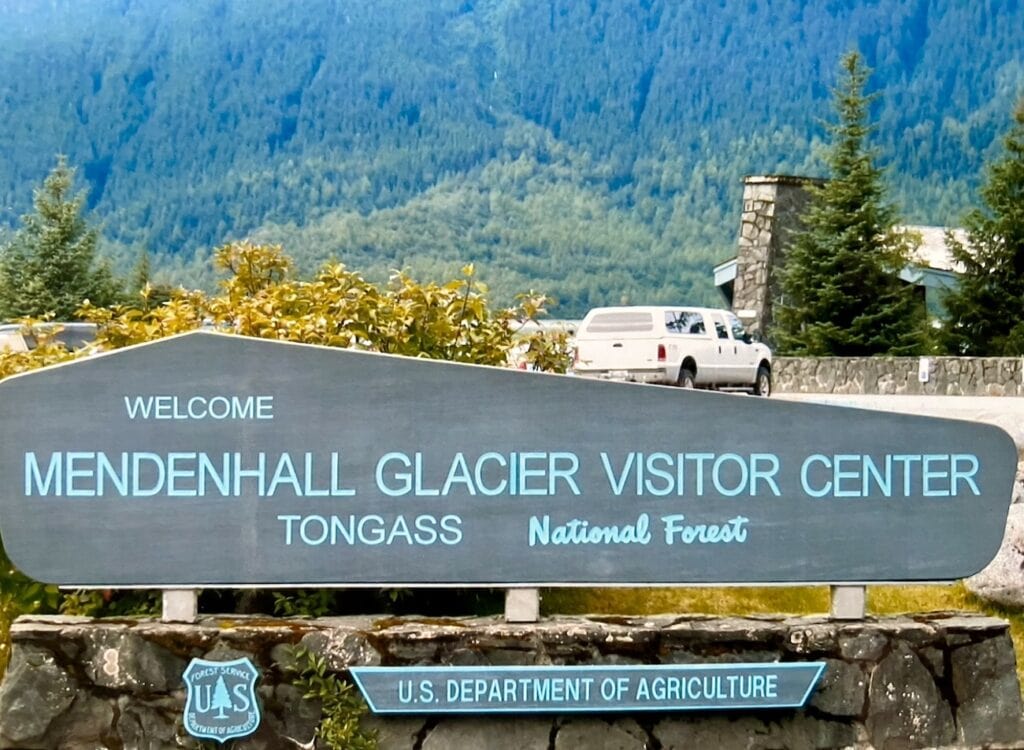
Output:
[
  {"xmin": 0, "ymin": 331, "xmax": 1015, "ymax": 586},
  {"xmin": 350, "ymin": 663, "xmax": 827, "ymax": 714}
]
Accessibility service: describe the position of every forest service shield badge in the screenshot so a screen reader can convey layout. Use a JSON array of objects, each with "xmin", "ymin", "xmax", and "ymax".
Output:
[{"xmin": 183, "ymin": 657, "xmax": 261, "ymax": 743}]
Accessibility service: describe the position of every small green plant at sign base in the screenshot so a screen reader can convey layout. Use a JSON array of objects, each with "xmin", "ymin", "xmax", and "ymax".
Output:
[
  {"xmin": 273, "ymin": 590, "xmax": 338, "ymax": 618},
  {"xmin": 282, "ymin": 645, "xmax": 378, "ymax": 750},
  {"xmin": 59, "ymin": 590, "xmax": 161, "ymax": 617}
]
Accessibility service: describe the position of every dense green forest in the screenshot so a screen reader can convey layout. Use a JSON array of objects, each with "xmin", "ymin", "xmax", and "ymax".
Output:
[{"xmin": 0, "ymin": 0, "xmax": 1022, "ymax": 316}]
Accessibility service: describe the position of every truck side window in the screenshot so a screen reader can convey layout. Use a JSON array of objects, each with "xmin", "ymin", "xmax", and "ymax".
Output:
[
  {"xmin": 681, "ymin": 311, "xmax": 704, "ymax": 334},
  {"xmin": 666, "ymin": 311, "xmax": 704, "ymax": 334},
  {"xmin": 727, "ymin": 313, "xmax": 749, "ymax": 342},
  {"xmin": 712, "ymin": 314, "xmax": 729, "ymax": 339},
  {"xmin": 666, "ymin": 311, "xmax": 705, "ymax": 335}
]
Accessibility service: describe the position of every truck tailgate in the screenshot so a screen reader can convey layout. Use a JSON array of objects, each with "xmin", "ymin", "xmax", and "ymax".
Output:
[{"xmin": 575, "ymin": 336, "xmax": 660, "ymax": 372}]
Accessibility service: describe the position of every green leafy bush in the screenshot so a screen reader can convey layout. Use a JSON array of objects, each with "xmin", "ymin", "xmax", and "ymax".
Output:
[{"xmin": 282, "ymin": 646, "xmax": 377, "ymax": 750}]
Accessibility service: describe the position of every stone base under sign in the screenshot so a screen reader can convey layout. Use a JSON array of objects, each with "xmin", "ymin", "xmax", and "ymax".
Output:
[{"xmin": 0, "ymin": 613, "xmax": 1022, "ymax": 749}]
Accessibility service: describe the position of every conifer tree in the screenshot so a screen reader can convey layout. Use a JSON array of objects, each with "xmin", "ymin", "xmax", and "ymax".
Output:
[
  {"xmin": 940, "ymin": 99, "xmax": 1024, "ymax": 355},
  {"xmin": 773, "ymin": 52, "xmax": 923, "ymax": 356},
  {"xmin": 130, "ymin": 249, "xmax": 152, "ymax": 294},
  {"xmin": 126, "ymin": 248, "xmax": 175, "ymax": 311},
  {"xmin": 0, "ymin": 157, "xmax": 123, "ymax": 320}
]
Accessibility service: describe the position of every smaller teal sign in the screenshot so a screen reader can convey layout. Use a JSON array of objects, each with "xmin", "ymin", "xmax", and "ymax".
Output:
[
  {"xmin": 350, "ymin": 663, "xmax": 826, "ymax": 714},
  {"xmin": 183, "ymin": 657, "xmax": 261, "ymax": 743}
]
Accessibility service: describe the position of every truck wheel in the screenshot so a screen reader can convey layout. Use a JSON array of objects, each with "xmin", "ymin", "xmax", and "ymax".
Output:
[
  {"xmin": 677, "ymin": 368, "xmax": 695, "ymax": 389},
  {"xmin": 754, "ymin": 366, "xmax": 771, "ymax": 397}
]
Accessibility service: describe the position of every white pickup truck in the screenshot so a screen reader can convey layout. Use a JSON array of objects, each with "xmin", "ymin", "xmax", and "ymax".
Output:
[{"xmin": 571, "ymin": 306, "xmax": 773, "ymax": 395}]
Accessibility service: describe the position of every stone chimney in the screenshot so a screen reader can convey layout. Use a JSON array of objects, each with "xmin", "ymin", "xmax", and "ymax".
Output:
[{"xmin": 732, "ymin": 175, "xmax": 823, "ymax": 339}]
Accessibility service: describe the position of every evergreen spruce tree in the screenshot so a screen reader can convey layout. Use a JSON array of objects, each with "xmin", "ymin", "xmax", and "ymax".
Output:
[
  {"xmin": 130, "ymin": 248, "xmax": 152, "ymax": 294},
  {"xmin": 126, "ymin": 248, "xmax": 174, "ymax": 310},
  {"xmin": 774, "ymin": 52, "xmax": 923, "ymax": 356},
  {"xmin": 0, "ymin": 156, "xmax": 123, "ymax": 320},
  {"xmin": 940, "ymin": 99, "xmax": 1024, "ymax": 355}
]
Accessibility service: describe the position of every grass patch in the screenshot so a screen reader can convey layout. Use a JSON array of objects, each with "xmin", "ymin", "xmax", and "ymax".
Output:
[
  {"xmin": 0, "ymin": 607, "xmax": 14, "ymax": 676},
  {"xmin": 543, "ymin": 584, "xmax": 1024, "ymax": 694},
  {"xmin": 542, "ymin": 582, "xmax": 986, "ymax": 619},
  {"xmin": 543, "ymin": 586, "xmax": 832, "ymax": 617}
]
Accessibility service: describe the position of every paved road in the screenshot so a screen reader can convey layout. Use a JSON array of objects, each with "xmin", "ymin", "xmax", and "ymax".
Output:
[{"xmin": 776, "ymin": 393, "xmax": 1024, "ymax": 450}]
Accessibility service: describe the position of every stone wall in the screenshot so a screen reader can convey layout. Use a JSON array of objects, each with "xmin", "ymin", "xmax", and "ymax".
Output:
[
  {"xmin": 775, "ymin": 356, "xmax": 1024, "ymax": 396},
  {"xmin": 1, "ymin": 613, "xmax": 1021, "ymax": 749}
]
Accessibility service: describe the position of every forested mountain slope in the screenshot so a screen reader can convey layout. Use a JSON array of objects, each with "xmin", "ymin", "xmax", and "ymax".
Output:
[{"xmin": 1, "ymin": 0, "xmax": 1021, "ymax": 314}]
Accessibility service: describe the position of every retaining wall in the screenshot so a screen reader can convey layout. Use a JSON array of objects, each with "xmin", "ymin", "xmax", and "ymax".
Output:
[
  {"xmin": 1, "ymin": 613, "xmax": 1021, "ymax": 749},
  {"xmin": 775, "ymin": 356, "xmax": 1024, "ymax": 396}
]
